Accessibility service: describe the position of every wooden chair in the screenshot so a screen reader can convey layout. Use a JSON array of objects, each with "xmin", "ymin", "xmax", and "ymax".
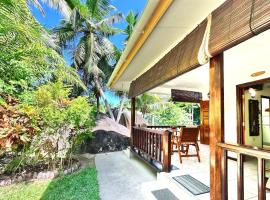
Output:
[{"xmin": 173, "ymin": 127, "xmax": 200, "ymax": 163}]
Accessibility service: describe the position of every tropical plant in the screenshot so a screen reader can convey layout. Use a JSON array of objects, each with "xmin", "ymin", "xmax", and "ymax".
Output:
[
  {"xmin": 54, "ymin": 0, "xmax": 123, "ymax": 121},
  {"xmin": 2, "ymin": 81, "xmax": 96, "ymax": 173},
  {"xmin": 135, "ymin": 93, "xmax": 162, "ymax": 117},
  {"xmin": 123, "ymin": 10, "xmax": 139, "ymax": 44},
  {"xmin": 0, "ymin": 0, "xmax": 85, "ymax": 96},
  {"xmin": 151, "ymin": 102, "xmax": 189, "ymax": 126},
  {"xmin": 28, "ymin": 0, "xmax": 72, "ymax": 18},
  {"xmin": 115, "ymin": 10, "xmax": 139, "ymax": 123}
]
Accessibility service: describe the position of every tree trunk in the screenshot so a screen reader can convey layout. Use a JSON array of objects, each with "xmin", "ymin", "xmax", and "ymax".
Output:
[
  {"xmin": 116, "ymin": 93, "xmax": 126, "ymax": 123},
  {"xmin": 94, "ymin": 77, "xmax": 115, "ymax": 121},
  {"xmin": 95, "ymin": 92, "xmax": 100, "ymax": 113}
]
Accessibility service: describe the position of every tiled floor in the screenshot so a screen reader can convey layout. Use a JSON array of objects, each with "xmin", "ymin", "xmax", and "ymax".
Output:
[{"xmin": 169, "ymin": 144, "xmax": 270, "ymax": 200}]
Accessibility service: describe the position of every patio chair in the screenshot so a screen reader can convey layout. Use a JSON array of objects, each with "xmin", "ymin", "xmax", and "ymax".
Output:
[{"xmin": 174, "ymin": 127, "xmax": 200, "ymax": 163}]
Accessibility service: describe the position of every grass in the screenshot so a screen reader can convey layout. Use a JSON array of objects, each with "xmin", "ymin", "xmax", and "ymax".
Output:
[{"xmin": 0, "ymin": 167, "xmax": 100, "ymax": 200}]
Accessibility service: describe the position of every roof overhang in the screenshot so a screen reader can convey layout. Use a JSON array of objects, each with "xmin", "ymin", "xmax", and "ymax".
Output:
[{"xmin": 108, "ymin": 0, "xmax": 226, "ymax": 91}]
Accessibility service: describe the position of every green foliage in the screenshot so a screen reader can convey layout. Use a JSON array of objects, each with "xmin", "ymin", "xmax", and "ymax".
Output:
[
  {"xmin": 124, "ymin": 11, "xmax": 139, "ymax": 43},
  {"xmin": 136, "ymin": 93, "xmax": 162, "ymax": 116},
  {"xmin": 151, "ymin": 102, "xmax": 190, "ymax": 126},
  {"xmin": 0, "ymin": 0, "xmax": 85, "ymax": 96},
  {"xmin": 1, "ymin": 80, "xmax": 96, "ymax": 173},
  {"xmin": 0, "ymin": 168, "xmax": 100, "ymax": 200}
]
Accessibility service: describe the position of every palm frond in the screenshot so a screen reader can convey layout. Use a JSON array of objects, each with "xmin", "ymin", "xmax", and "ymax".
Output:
[
  {"xmin": 40, "ymin": 0, "xmax": 72, "ymax": 18},
  {"xmin": 27, "ymin": 0, "xmax": 45, "ymax": 16},
  {"xmin": 96, "ymin": 13, "xmax": 123, "ymax": 27}
]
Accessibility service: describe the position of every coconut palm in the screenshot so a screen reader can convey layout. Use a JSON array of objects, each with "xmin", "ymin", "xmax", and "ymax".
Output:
[
  {"xmin": 115, "ymin": 10, "xmax": 139, "ymax": 123},
  {"xmin": 54, "ymin": 0, "xmax": 123, "ymax": 120},
  {"xmin": 123, "ymin": 10, "xmax": 139, "ymax": 44},
  {"xmin": 28, "ymin": 0, "xmax": 74, "ymax": 18}
]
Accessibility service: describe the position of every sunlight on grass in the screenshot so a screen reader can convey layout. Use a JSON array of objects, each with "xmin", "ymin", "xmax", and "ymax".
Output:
[{"xmin": 0, "ymin": 168, "xmax": 99, "ymax": 200}]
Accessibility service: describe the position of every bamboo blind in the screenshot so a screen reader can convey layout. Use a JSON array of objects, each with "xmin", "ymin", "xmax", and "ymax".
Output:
[
  {"xmin": 209, "ymin": 0, "xmax": 270, "ymax": 55},
  {"xmin": 129, "ymin": 0, "xmax": 270, "ymax": 98},
  {"xmin": 129, "ymin": 20, "xmax": 207, "ymax": 98}
]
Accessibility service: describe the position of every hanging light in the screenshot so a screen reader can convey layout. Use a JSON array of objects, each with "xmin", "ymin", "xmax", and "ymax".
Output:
[
  {"xmin": 248, "ymin": 88, "xmax": 256, "ymax": 98},
  {"xmin": 251, "ymin": 70, "xmax": 266, "ymax": 77}
]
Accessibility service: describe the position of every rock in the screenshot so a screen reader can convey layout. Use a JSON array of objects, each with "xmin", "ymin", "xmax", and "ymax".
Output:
[
  {"xmin": 37, "ymin": 172, "xmax": 45, "ymax": 180},
  {"xmin": 0, "ymin": 180, "xmax": 5, "ymax": 186},
  {"xmin": 17, "ymin": 176, "xmax": 23, "ymax": 182},
  {"xmin": 1, "ymin": 178, "xmax": 11, "ymax": 186},
  {"xmin": 80, "ymin": 130, "xmax": 129, "ymax": 154},
  {"xmin": 33, "ymin": 172, "xmax": 38, "ymax": 179},
  {"xmin": 47, "ymin": 171, "xmax": 54, "ymax": 179},
  {"xmin": 25, "ymin": 172, "xmax": 32, "ymax": 179}
]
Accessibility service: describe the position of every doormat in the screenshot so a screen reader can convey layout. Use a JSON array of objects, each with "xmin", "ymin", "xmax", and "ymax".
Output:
[
  {"xmin": 173, "ymin": 174, "xmax": 210, "ymax": 195},
  {"xmin": 151, "ymin": 188, "xmax": 179, "ymax": 200}
]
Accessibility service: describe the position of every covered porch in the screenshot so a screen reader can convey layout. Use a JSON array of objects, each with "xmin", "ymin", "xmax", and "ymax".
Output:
[{"xmin": 108, "ymin": 0, "xmax": 270, "ymax": 199}]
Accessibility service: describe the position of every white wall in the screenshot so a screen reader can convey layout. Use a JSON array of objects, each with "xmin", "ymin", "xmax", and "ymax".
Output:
[{"xmin": 223, "ymin": 30, "xmax": 270, "ymax": 145}]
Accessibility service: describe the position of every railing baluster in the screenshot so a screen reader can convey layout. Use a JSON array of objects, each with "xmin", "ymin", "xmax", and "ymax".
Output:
[
  {"xmin": 160, "ymin": 135, "xmax": 162, "ymax": 162},
  {"xmin": 237, "ymin": 153, "xmax": 244, "ymax": 200},
  {"xmin": 155, "ymin": 134, "xmax": 158, "ymax": 160},
  {"xmin": 258, "ymin": 158, "xmax": 265, "ymax": 200},
  {"xmin": 151, "ymin": 133, "xmax": 154, "ymax": 158},
  {"xmin": 221, "ymin": 149, "xmax": 228, "ymax": 200}
]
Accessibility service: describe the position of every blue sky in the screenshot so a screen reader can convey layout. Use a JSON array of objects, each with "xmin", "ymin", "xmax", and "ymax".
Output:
[{"xmin": 31, "ymin": 0, "xmax": 146, "ymax": 107}]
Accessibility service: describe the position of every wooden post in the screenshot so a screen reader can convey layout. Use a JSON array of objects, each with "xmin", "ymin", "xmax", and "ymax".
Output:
[
  {"xmin": 131, "ymin": 97, "xmax": 136, "ymax": 148},
  {"xmin": 162, "ymin": 130, "xmax": 172, "ymax": 172},
  {"xmin": 258, "ymin": 158, "xmax": 266, "ymax": 200},
  {"xmin": 237, "ymin": 153, "xmax": 244, "ymax": 200},
  {"xmin": 221, "ymin": 149, "xmax": 228, "ymax": 200},
  {"xmin": 209, "ymin": 53, "xmax": 224, "ymax": 200}
]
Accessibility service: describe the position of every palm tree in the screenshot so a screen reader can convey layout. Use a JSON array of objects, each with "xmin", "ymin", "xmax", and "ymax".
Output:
[
  {"xmin": 123, "ymin": 11, "xmax": 139, "ymax": 44},
  {"xmin": 115, "ymin": 10, "xmax": 139, "ymax": 123},
  {"xmin": 54, "ymin": 0, "xmax": 123, "ymax": 121},
  {"xmin": 28, "ymin": 0, "xmax": 74, "ymax": 18}
]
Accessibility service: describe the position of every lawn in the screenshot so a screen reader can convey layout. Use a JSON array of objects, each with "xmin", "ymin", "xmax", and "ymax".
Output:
[{"xmin": 0, "ymin": 168, "xmax": 100, "ymax": 200}]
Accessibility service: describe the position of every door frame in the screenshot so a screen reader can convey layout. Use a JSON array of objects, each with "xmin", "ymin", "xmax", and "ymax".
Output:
[{"xmin": 236, "ymin": 77, "xmax": 270, "ymax": 145}]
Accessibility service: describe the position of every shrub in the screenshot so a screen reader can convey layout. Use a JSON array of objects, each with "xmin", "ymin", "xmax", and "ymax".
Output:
[{"xmin": 1, "ymin": 81, "xmax": 96, "ymax": 173}]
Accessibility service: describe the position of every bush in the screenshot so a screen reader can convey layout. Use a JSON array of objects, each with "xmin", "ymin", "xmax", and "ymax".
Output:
[{"xmin": 1, "ymin": 81, "xmax": 96, "ymax": 173}]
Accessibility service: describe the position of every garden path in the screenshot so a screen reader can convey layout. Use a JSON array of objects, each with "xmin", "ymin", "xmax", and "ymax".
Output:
[{"xmin": 95, "ymin": 151, "xmax": 156, "ymax": 200}]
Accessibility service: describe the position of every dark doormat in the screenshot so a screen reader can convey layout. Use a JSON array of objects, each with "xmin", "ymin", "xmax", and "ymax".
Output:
[
  {"xmin": 173, "ymin": 174, "xmax": 210, "ymax": 195},
  {"xmin": 152, "ymin": 188, "xmax": 179, "ymax": 200}
]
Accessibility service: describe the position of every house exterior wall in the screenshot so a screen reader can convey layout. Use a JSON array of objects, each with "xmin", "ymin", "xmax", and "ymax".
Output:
[{"xmin": 223, "ymin": 30, "xmax": 270, "ymax": 146}]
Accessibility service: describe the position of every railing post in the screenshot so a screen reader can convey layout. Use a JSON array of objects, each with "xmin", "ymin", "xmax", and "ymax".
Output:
[
  {"xmin": 162, "ymin": 130, "xmax": 172, "ymax": 172},
  {"xmin": 237, "ymin": 153, "xmax": 244, "ymax": 200},
  {"xmin": 221, "ymin": 149, "xmax": 228, "ymax": 200},
  {"xmin": 258, "ymin": 158, "xmax": 266, "ymax": 200}
]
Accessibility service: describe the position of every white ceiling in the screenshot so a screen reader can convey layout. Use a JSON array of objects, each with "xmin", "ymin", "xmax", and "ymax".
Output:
[
  {"xmin": 149, "ymin": 29, "xmax": 270, "ymax": 98},
  {"xmin": 112, "ymin": 0, "xmax": 226, "ymax": 91}
]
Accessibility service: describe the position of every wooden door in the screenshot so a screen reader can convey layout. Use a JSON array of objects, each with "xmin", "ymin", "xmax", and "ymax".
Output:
[{"xmin": 200, "ymin": 100, "xmax": 209, "ymax": 144}]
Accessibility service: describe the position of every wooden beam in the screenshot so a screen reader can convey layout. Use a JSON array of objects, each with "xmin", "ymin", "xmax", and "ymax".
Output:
[
  {"xmin": 171, "ymin": 89, "xmax": 202, "ymax": 103},
  {"xmin": 209, "ymin": 53, "xmax": 224, "ymax": 200},
  {"xmin": 131, "ymin": 97, "xmax": 136, "ymax": 147}
]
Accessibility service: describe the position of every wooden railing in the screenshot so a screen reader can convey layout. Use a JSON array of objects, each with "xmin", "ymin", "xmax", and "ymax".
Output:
[
  {"xmin": 132, "ymin": 126, "xmax": 172, "ymax": 172},
  {"xmin": 147, "ymin": 125, "xmax": 185, "ymax": 130},
  {"xmin": 217, "ymin": 143, "xmax": 270, "ymax": 200}
]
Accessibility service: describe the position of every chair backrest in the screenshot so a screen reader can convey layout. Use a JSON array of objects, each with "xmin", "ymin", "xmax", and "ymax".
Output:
[{"xmin": 179, "ymin": 127, "xmax": 199, "ymax": 143}]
